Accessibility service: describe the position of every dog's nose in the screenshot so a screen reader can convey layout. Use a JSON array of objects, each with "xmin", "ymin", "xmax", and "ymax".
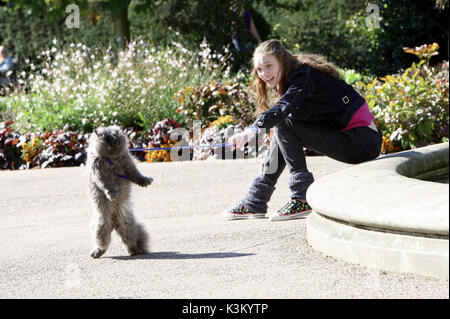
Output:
[{"xmin": 105, "ymin": 136, "xmax": 116, "ymax": 146}]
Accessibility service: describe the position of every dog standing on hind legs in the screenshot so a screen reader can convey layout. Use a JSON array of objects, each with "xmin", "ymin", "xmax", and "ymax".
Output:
[{"xmin": 86, "ymin": 125, "xmax": 153, "ymax": 258}]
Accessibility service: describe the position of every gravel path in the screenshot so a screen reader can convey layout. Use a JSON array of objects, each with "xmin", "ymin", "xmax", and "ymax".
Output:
[{"xmin": 0, "ymin": 156, "xmax": 448, "ymax": 298}]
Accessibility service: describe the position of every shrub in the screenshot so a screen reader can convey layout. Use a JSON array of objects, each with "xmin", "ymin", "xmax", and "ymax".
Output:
[
  {"xmin": 339, "ymin": 68, "xmax": 367, "ymax": 85},
  {"xmin": 0, "ymin": 121, "xmax": 26, "ymax": 170},
  {"xmin": 174, "ymin": 78, "xmax": 256, "ymax": 129},
  {"xmin": 21, "ymin": 135, "xmax": 44, "ymax": 167},
  {"xmin": 356, "ymin": 44, "xmax": 449, "ymax": 153},
  {"xmin": 210, "ymin": 115, "xmax": 238, "ymax": 130},
  {"xmin": 144, "ymin": 118, "xmax": 180, "ymax": 163},
  {"xmin": 260, "ymin": 0, "xmax": 448, "ymax": 76},
  {"xmin": 34, "ymin": 131, "xmax": 88, "ymax": 168},
  {"xmin": 130, "ymin": 0, "xmax": 269, "ymax": 71},
  {"xmin": 0, "ymin": 5, "xmax": 117, "ymax": 72}
]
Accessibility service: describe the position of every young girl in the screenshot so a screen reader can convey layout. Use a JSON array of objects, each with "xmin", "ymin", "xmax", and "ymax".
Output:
[{"xmin": 226, "ymin": 39, "xmax": 382, "ymax": 221}]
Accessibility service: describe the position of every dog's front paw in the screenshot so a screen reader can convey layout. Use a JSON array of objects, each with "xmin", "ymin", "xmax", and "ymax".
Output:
[{"xmin": 138, "ymin": 176, "xmax": 153, "ymax": 187}]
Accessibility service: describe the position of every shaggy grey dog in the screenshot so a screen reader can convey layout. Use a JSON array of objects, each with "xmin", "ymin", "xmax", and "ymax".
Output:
[{"xmin": 86, "ymin": 125, "xmax": 153, "ymax": 258}]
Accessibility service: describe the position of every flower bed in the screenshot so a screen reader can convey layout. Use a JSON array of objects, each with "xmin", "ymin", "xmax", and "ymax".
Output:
[
  {"xmin": 0, "ymin": 117, "xmax": 272, "ymax": 170},
  {"xmin": 1, "ymin": 121, "xmax": 89, "ymax": 170}
]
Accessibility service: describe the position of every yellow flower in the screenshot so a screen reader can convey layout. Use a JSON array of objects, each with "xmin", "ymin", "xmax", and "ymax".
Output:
[{"xmin": 211, "ymin": 115, "xmax": 237, "ymax": 128}]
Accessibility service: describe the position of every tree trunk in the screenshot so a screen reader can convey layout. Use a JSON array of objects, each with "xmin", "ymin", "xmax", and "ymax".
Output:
[{"xmin": 112, "ymin": 4, "xmax": 130, "ymax": 50}]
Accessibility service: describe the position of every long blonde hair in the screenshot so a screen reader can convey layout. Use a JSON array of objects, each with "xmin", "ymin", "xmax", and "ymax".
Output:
[{"xmin": 252, "ymin": 39, "xmax": 342, "ymax": 113}]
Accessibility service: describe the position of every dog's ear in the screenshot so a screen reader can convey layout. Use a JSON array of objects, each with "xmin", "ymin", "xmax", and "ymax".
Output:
[{"xmin": 94, "ymin": 126, "xmax": 103, "ymax": 137}]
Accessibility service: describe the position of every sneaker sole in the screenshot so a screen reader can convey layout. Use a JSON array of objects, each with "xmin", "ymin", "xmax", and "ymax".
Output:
[
  {"xmin": 223, "ymin": 211, "xmax": 267, "ymax": 220},
  {"xmin": 268, "ymin": 209, "xmax": 312, "ymax": 221}
]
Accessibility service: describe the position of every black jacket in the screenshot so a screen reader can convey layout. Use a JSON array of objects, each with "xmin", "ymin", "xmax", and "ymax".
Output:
[{"xmin": 253, "ymin": 64, "xmax": 366, "ymax": 130}]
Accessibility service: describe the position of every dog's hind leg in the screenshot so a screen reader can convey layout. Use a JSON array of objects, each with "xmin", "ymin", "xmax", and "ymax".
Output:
[{"xmin": 115, "ymin": 201, "xmax": 149, "ymax": 256}]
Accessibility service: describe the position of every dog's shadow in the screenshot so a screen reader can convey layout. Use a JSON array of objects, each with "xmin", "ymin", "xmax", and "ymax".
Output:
[{"xmin": 107, "ymin": 251, "xmax": 255, "ymax": 261}]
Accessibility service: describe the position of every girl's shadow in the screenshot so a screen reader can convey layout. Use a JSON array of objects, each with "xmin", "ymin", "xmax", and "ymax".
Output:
[{"xmin": 107, "ymin": 251, "xmax": 255, "ymax": 261}]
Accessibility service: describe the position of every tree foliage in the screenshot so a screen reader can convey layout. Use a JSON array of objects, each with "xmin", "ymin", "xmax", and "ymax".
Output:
[
  {"xmin": 0, "ymin": 0, "xmax": 448, "ymax": 76},
  {"xmin": 257, "ymin": 0, "xmax": 449, "ymax": 76}
]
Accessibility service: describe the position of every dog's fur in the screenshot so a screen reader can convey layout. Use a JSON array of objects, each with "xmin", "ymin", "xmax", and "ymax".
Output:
[{"xmin": 86, "ymin": 126, "xmax": 153, "ymax": 258}]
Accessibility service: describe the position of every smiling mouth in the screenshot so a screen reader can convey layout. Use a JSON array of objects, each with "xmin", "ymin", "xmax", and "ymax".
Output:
[{"xmin": 266, "ymin": 76, "xmax": 274, "ymax": 83}]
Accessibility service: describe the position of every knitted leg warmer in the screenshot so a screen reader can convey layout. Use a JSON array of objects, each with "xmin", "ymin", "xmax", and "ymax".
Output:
[
  {"xmin": 288, "ymin": 169, "xmax": 314, "ymax": 200},
  {"xmin": 241, "ymin": 174, "xmax": 276, "ymax": 214}
]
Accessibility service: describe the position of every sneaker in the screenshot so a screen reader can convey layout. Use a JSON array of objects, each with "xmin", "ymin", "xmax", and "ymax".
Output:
[
  {"xmin": 224, "ymin": 204, "xmax": 266, "ymax": 220},
  {"xmin": 268, "ymin": 198, "xmax": 312, "ymax": 221}
]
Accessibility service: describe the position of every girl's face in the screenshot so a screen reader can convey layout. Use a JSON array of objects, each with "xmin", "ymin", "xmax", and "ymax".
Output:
[{"xmin": 254, "ymin": 54, "xmax": 281, "ymax": 89}]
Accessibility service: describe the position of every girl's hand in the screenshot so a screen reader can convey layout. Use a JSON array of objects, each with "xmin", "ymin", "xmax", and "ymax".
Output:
[{"xmin": 228, "ymin": 127, "xmax": 257, "ymax": 148}]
